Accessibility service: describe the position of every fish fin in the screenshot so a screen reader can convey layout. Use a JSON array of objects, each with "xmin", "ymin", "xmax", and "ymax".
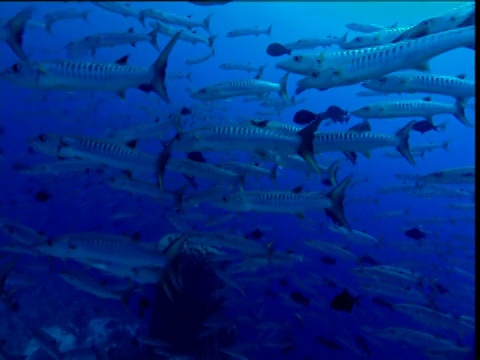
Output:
[
  {"xmin": 171, "ymin": 183, "xmax": 189, "ymax": 212},
  {"xmin": 394, "ymin": 120, "xmax": 416, "ymax": 165},
  {"xmin": 5, "ymin": 7, "xmax": 32, "ymax": 61},
  {"xmin": 340, "ymin": 31, "xmax": 348, "ymax": 43},
  {"xmin": 155, "ymin": 137, "xmax": 175, "ymax": 192},
  {"xmin": 250, "ymin": 119, "xmax": 270, "ymax": 128},
  {"xmin": 278, "ymin": 72, "xmax": 289, "ymax": 100},
  {"xmin": 359, "ymin": 151, "xmax": 371, "ymax": 158},
  {"xmin": 295, "ymin": 86, "xmax": 307, "ymax": 95},
  {"xmin": 208, "ymin": 35, "xmax": 217, "ymax": 47},
  {"xmin": 266, "ymin": 25, "xmax": 273, "ymax": 36},
  {"xmin": 297, "ymin": 118, "xmax": 322, "ymax": 173},
  {"xmin": 150, "ymin": 32, "xmax": 181, "ymax": 103},
  {"xmin": 269, "ymin": 164, "xmax": 278, "ymax": 184},
  {"xmin": 389, "ymin": 21, "xmax": 398, "ymax": 28},
  {"xmin": 138, "ymin": 10, "xmax": 147, "ymax": 27},
  {"xmin": 82, "ymin": 10, "xmax": 90, "ymax": 22},
  {"xmin": 125, "ymin": 139, "xmax": 138, "ymax": 149},
  {"xmin": 147, "ymin": 28, "xmax": 160, "ymax": 50},
  {"xmin": 116, "ymin": 90, "xmax": 126, "ymax": 99},
  {"xmin": 424, "ymin": 116, "xmax": 433, "ymax": 123},
  {"xmin": 435, "ymin": 121, "xmax": 448, "ymax": 132},
  {"xmin": 325, "ymin": 174, "xmax": 353, "ymax": 230},
  {"xmin": 342, "ymin": 151, "xmax": 357, "ymax": 165},
  {"xmin": 456, "ymin": 73, "xmax": 466, "ymax": 80},
  {"xmin": 325, "ymin": 159, "xmax": 342, "ymax": 187},
  {"xmin": 422, "ymin": 96, "xmax": 431, "ymax": 102},
  {"xmin": 256, "ymin": 65, "xmax": 266, "ymax": 79},
  {"xmin": 453, "ymin": 98, "xmax": 472, "ymax": 127},
  {"xmin": 203, "ymin": 13, "xmax": 212, "ymax": 33}
]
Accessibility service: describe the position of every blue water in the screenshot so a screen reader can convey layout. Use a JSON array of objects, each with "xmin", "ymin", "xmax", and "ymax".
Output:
[{"xmin": 0, "ymin": 1, "xmax": 475, "ymax": 359}]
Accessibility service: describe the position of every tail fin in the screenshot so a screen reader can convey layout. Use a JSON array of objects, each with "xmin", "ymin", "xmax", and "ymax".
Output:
[
  {"xmin": 203, "ymin": 13, "xmax": 212, "ymax": 33},
  {"xmin": 269, "ymin": 164, "xmax": 278, "ymax": 184},
  {"xmin": 5, "ymin": 7, "xmax": 33, "ymax": 61},
  {"xmin": 395, "ymin": 120, "xmax": 416, "ymax": 165},
  {"xmin": 266, "ymin": 25, "xmax": 273, "ymax": 36},
  {"xmin": 150, "ymin": 32, "xmax": 181, "ymax": 103},
  {"xmin": 325, "ymin": 174, "xmax": 353, "ymax": 230},
  {"xmin": 454, "ymin": 98, "xmax": 472, "ymax": 127},
  {"xmin": 278, "ymin": 72, "xmax": 289, "ymax": 100},
  {"xmin": 323, "ymin": 159, "xmax": 342, "ymax": 187},
  {"xmin": 340, "ymin": 31, "xmax": 348, "ymax": 43},
  {"xmin": 208, "ymin": 34, "xmax": 217, "ymax": 47},
  {"xmin": 296, "ymin": 117, "xmax": 322, "ymax": 173},
  {"xmin": 147, "ymin": 28, "xmax": 160, "ymax": 50},
  {"xmin": 44, "ymin": 16, "xmax": 54, "ymax": 35},
  {"xmin": 138, "ymin": 10, "xmax": 147, "ymax": 26},
  {"xmin": 156, "ymin": 137, "xmax": 176, "ymax": 192},
  {"xmin": 256, "ymin": 65, "xmax": 266, "ymax": 79}
]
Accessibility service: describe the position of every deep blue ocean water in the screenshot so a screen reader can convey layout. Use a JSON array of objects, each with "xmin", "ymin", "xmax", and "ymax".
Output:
[{"xmin": 0, "ymin": 2, "xmax": 475, "ymax": 359}]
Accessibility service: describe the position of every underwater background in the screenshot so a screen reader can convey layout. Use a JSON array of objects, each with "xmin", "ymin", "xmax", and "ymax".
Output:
[{"xmin": 0, "ymin": 1, "xmax": 475, "ymax": 359}]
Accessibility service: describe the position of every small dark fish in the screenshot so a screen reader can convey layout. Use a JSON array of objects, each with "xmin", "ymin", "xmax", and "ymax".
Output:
[
  {"xmin": 180, "ymin": 106, "xmax": 192, "ymax": 116},
  {"xmin": 244, "ymin": 227, "xmax": 265, "ymax": 240},
  {"xmin": 412, "ymin": 120, "xmax": 438, "ymax": 134},
  {"xmin": 371, "ymin": 296, "xmax": 394, "ymax": 310},
  {"xmin": 34, "ymin": 189, "xmax": 52, "ymax": 202},
  {"xmin": 404, "ymin": 227, "xmax": 427, "ymax": 240},
  {"xmin": 290, "ymin": 290, "xmax": 310, "ymax": 307},
  {"xmin": 293, "ymin": 109, "xmax": 317, "ymax": 125},
  {"xmin": 266, "ymin": 42, "xmax": 291, "ymax": 57},
  {"xmin": 359, "ymin": 254, "xmax": 380, "ymax": 266},
  {"xmin": 315, "ymin": 335, "xmax": 342, "ymax": 350},
  {"xmin": 322, "ymin": 105, "xmax": 350, "ymax": 123},
  {"xmin": 320, "ymin": 255, "xmax": 336, "ymax": 265},
  {"xmin": 330, "ymin": 289, "xmax": 359, "ymax": 313},
  {"xmin": 187, "ymin": 151, "xmax": 206, "ymax": 163}
]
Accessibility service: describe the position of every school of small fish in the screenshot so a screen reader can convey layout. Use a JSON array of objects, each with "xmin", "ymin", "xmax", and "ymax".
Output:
[{"xmin": 0, "ymin": 1, "xmax": 475, "ymax": 359}]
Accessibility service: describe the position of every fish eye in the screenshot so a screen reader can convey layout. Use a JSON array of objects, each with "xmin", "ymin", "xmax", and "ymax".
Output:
[
  {"xmin": 199, "ymin": 88, "xmax": 207, "ymax": 94},
  {"xmin": 355, "ymin": 37, "xmax": 361, "ymax": 42},
  {"xmin": 312, "ymin": 71, "xmax": 319, "ymax": 78},
  {"xmin": 11, "ymin": 63, "xmax": 19, "ymax": 73},
  {"xmin": 293, "ymin": 55, "xmax": 302, "ymax": 62}
]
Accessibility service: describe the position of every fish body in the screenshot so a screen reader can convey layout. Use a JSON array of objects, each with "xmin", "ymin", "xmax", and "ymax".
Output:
[
  {"xmin": 362, "ymin": 73, "xmax": 475, "ymax": 100},
  {"xmin": 149, "ymin": 21, "xmax": 215, "ymax": 47},
  {"xmin": 185, "ymin": 48, "xmax": 215, "ymax": 65},
  {"xmin": 313, "ymin": 120, "xmax": 416, "ymax": 165},
  {"xmin": 351, "ymin": 98, "xmax": 471, "ymax": 126},
  {"xmin": 92, "ymin": 2, "xmax": 139, "ymax": 18},
  {"xmin": 191, "ymin": 73, "xmax": 288, "ymax": 100},
  {"xmin": 226, "ymin": 25, "xmax": 272, "ymax": 37},
  {"xmin": 340, "ymin": 26, "xmax": 413, "ymax": 49},
  {"xmin": 219, "ymin": 63, "xmax": 266, "ymax": 75},
  {"xmin": 139, "ymin": 9, "xmax": 212, "ymax": 33},
  {"xmin": 396, "ymin": 166, "xmax": 475, "ymax": 185},
  {"xmin": 66, "ymin": 27, "xmax": 160, "ymax": 57},
  {"xmin": 296, "ymin": 26, "xmax": 474, "ymax": 92},
  {"xmin": 345, "ymin": 22, "xmax": 390, "ymax": 33},
  {"xmin": 44, "ymin": 9, "xmax": 90, "ymax": 34},
  {"xmin": 167, "ymin": 158, "xmax": 242, "ymax": 184},
  {"xmin": 393, "ymin": 3, "xmax": 475, "ymax": 42},
  {"xmin": 283, "ymin": 33, "xmax": 348, "ymax": 50},
  {"xmin": 35, "ymin": 232, "xmax": 166, "ymax": 268},
  {"xmin": 2, "ymin": 33, "xmax": 181, "ymax": 102}
]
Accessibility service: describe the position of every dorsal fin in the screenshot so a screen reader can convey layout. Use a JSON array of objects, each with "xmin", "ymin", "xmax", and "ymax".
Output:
[
  {"xmin": 251, "ymin": 119, "xmax": 270, "ymax": 128},
  {"xmin": 456, "ymin": 74, "xmax": 466, "ymax": 79},
  {"xmin": 422, "ymin": 96, "xmax": 431, "ymax": 102},
  {"xmin": 115, "ymin": 55, "xmax": 129, "ymax": 65}
]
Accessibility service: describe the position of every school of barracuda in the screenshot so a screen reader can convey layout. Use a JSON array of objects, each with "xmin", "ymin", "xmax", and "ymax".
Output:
[{"xmin": 0, "ymin": 1, "xmax": 475, "ymax": 359}]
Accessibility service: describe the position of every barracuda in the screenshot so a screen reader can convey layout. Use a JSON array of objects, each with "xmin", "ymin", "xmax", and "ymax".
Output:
[
  {"xmin": 191, "ymin": 73, "xmax": 289, "ymax": 101},
  {"xmin": 212, "ymin": 174, "xmax": 353, "ymax": 229},
  {"xmin": 43, "ymin": 9, "xmax": 90, "ymax": 35},
  {"xmin": 341, "ymin": 26, "xmax": 413, "ymax": 49},
  {"xmin": 362, "ymin": 73, "xmax": 475, "ymax": 100},
  {"xmin": 0, "ymin": 7, "xmax": 32, "ymax": 61},
  {"xmin": 167, "ymin": 158, "xmax": 243, "ymax": 184},
  {"xmin": 1, "ymin": 32, "xmax": 180, "ymax": 102},
  {"xmin": 313, "ymin": 120, "xmax": 416, "ymax": 165},
  {"xmin": 157, "ymin": 118, "xmax": 322, "ymax": 190},
  {"xmin": 149, "ymin": 21, "xmax": 216, "ymax": 48},
  {"xmin": 29, "ymin": 133, "xmax": 157, "ymax": 171},
  {"xmin": 351, "ymin": 97, "xmax": 471, "ymax": 127},
  {"xmin": 139, "ymin": 8, "xmax": 212, "ymax": 33},
  {"xmin": 296, "ymin": 26, "xmax": 474, "ymax": 92}
]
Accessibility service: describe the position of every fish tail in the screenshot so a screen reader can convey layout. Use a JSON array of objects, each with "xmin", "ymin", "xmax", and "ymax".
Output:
[
  {"xmin": 155, "ymin": 137, "xmax": 175, "ymax": 192},
  {"xmin": 278, "ymin": 72, "xmax": 289, "ymax": 100},
  {"xmin": 208, "ymin": 34, "xmax": 217, "ymax": 48},
  {"xmin": 296, "ymin": 117, "xmax": 322, "ymax": 173},
  {"xmin": 147, "ymin": 27, "xmax": 160, "ymax": 50},
  {"xmin": 82, "ymin": 10, "xmax": 91, "ymax": 22},
  {"xmin": 150, "ymin": 32, "xmax": 181, "ymax": 103},
  {"xmin": 394, "ymin": 120, "xmax": 416, "ymax": 165},
  {"xmin": 256, "ymin": 65, "xmax": 266, "ymax": 79},
  {"xmin": 325, "ymin": 174, "xmax": 353, "ymax": 230},
  {"xmin": 266, "ymin": 25, "xmax": 273, "ymax": 36},
  {"xmin": 203, "ymin": 13, "xmax": 213, "ymax": 33},
  {"xmin": 269, "ymin": 164, "xmax": 278, "ymax": 184},
  {"xmin": 5, "ymin": 7, "xmax": 33, "ymax": 61},
  {"xmin": 326, "ymin": 159, "xmax": 342, "ymax": 187},
  {"xmin": 138, "ymin": 10, "xmax": 147, "ymax": 27},
  {"xmin": 454, "ymin": 98, "xmax": 472, "ymax": 127}
]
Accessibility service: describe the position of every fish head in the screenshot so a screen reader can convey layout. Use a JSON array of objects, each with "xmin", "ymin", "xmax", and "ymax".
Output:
[
  {"xmin": 28, "ymin": 133, "xmax": 63, "ymax": 156},
  {"xmin": 340, "ymin": 35, "xmax": 369, "ymax": 49},
  {"xmin": 276, "ymin": 54, "xmax": 317, "ymax": 75},
  {"xmin": 190, "ymin": 86, "xmax": 222, "ymax": 101},
  {"xmin": 297, "ymin": 68, "xmax": 337, "ymax": 91},
  {"xmin": 0, "ymin": 61, "xmax": 42, "ymax": 87},
  {"xmin": 362, "ymin": 75, "xmax": 403, "ymax": 91}
]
